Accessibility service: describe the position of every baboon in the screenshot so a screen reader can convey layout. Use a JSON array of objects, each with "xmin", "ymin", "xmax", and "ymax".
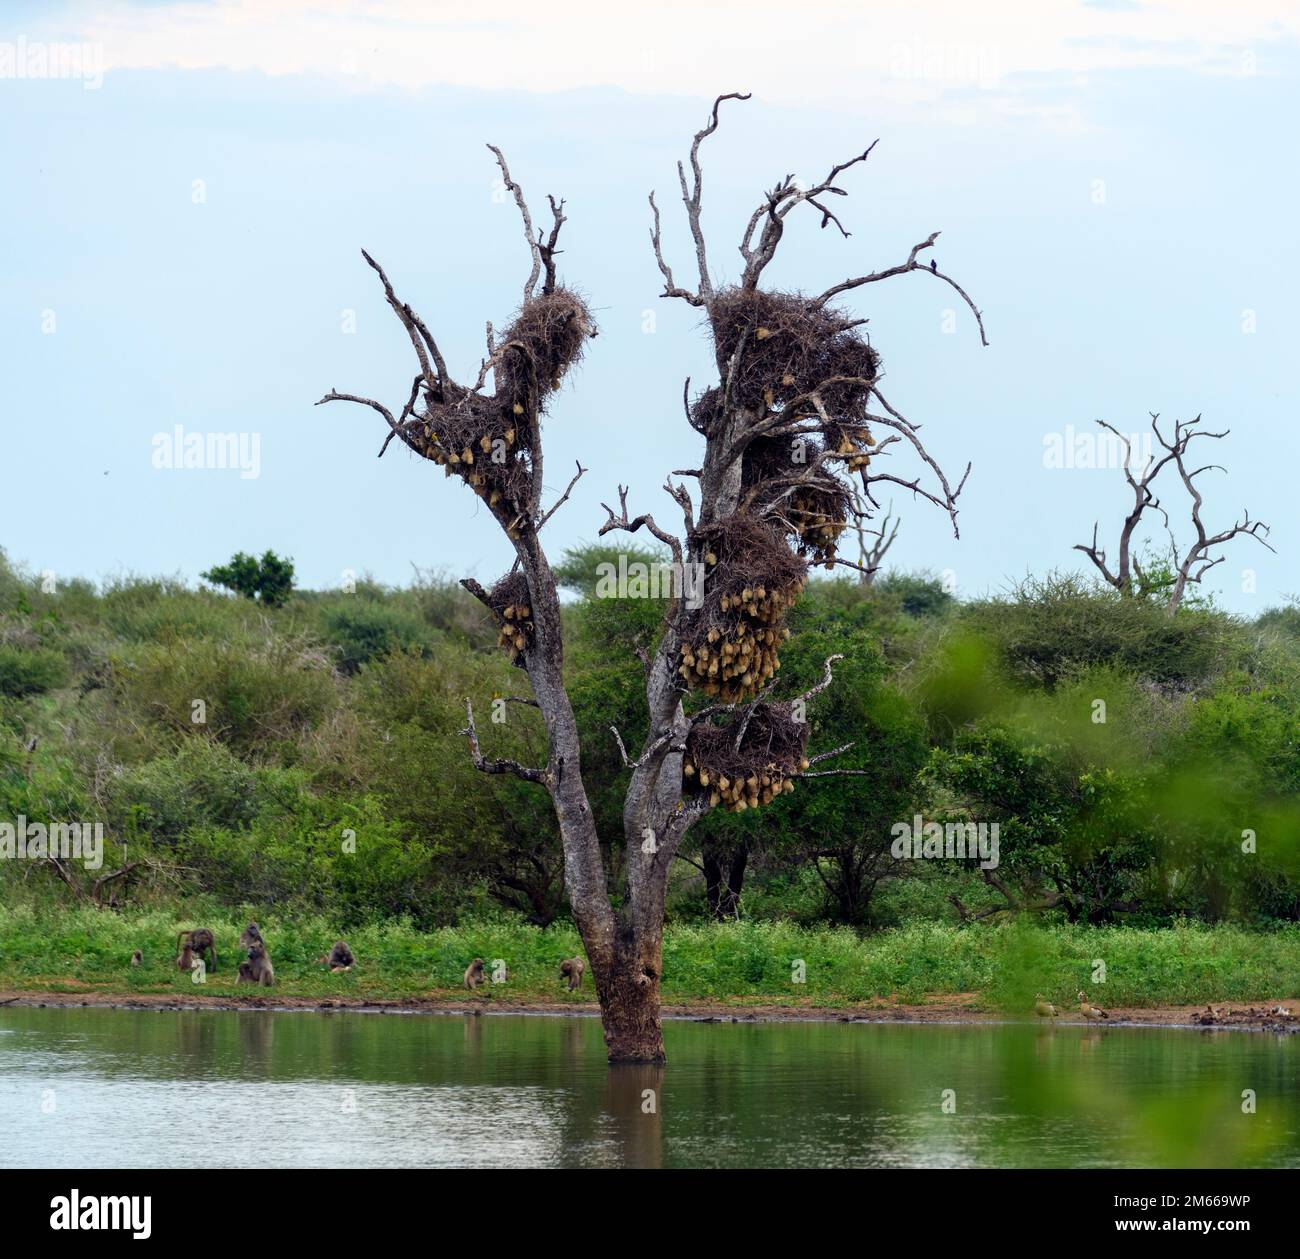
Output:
[
  {"xmin": 239, "ymin": 921, "xmax": 264, "ymax": 948},
  {"xmin": 176, "ymin": 943, "xmax": 194, "ymax": 973},
  {"xmin": 315, "ymin": 940, "xmax": 355, "ymax": 972},
  {"xmin": 130, "ymin": 950, "xmax": 142, "ymax": 968},
  {"xmin": 559, "ymin": 958, "xmax": 585, "ymax": 992},
  {"xmin": 464, "ymin": 958, "xmax": 486, "ymax": 990},
  {"xmin": 237, "ymin": 943, "xmax": 275, "ymax": 987},
  {"xmin": 176, "ymin": 928, "xmax": 218, "ymax": 971}
]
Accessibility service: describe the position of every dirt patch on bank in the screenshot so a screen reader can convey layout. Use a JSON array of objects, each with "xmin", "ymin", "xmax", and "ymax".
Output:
[{"xmin": 3, "ymin": 989, "xmax": 1298, "ymax": 1032}]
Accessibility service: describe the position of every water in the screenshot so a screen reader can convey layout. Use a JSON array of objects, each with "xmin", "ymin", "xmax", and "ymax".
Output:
[{"xmin": 1, "ymin": 1006, "xmax": 1297, "ymax": 1168}]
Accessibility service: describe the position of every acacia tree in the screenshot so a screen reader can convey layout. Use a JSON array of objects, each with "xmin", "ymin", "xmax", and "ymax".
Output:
[
  {"xmin": 319, "ymin": 94, "xmax": 985, "ymax": 1062},
  {"xmin": 1074, "ymin": 414, "xmax": 1273, "ymax": 610}
]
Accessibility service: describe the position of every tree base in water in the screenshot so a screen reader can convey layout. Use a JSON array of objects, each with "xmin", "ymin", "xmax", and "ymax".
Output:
[{"xmin": 599, "ymin": 977, "xmax": 666, "ymax": 1064}]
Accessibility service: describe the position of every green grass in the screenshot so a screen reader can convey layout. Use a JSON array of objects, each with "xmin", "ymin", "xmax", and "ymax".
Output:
[{"xmin": 2, "ymin": 908, "xmax": 1298, "ymax": 1010}]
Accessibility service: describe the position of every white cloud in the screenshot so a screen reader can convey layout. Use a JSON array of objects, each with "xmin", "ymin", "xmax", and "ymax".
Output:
[{"xmin": 54, "ymin": 0, "xmax": 1300, "ymax": 117}]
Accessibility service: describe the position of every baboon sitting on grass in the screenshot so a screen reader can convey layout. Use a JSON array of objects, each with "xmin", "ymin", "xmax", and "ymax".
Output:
[{"xmin": 237, "ymin": 943, "xmax": 275, "ymax": 987}]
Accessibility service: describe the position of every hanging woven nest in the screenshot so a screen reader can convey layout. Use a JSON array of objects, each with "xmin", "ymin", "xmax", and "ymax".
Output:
[
  {"xmin": 678, "ymin": 515, "xmax": 806, "ymax": 702},
  {"xmin": 683, "ymin": 701, "xmax": 812, "ymax": 812},
  {"xmin": 486, "ymin": 571, "xmax": 534, "ymax": 666},
  {"xmin": 740, "ymin": 435, "xmax": 853, "ymax": 566},
  {"xmin": 419, "ymin": 393, "xmax": 533, "ymax": 538}
]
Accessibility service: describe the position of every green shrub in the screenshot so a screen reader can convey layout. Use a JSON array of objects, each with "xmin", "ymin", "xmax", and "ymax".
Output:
[
  {"xmin": 963, "ymin": 573, "xmax": 1239, "ymax": 688},
  {"xmin": 109, "ymin": 635, "xmax": 336, "ymax": 757},
  {"xmin": 0, "ymin": 645, "xmax": 69, "ymax": 697},
  {"xmin": 321, "ymin": 600, "xmax": 433, "ymax": 672}
]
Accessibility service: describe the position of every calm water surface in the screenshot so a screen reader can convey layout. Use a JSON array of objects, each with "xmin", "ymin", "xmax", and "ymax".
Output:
[{"xmin": 1, "ymin": 1007, "xmax": 1297, "ymax": 1168}]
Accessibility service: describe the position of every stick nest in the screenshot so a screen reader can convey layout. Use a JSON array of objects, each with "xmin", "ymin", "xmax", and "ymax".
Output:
[
  {"xmin": 405, "ymin": 289, "xmax": 592, "ymax": 542},
  {"xmin": 683, "ymin": 702, "xmax": 811, "ymax": 812},
  {"xmin": 498, "ymin": 288, "xmax": 593, "ymax": 406},
  {"xmin": 487, "ymin": 571, "xmax": 534, "ymax": 666},
  {"xmin": 707, "ymin": 288, "xmax": 881, "ymax": 428},
  {"xmin": 678, "ymin": 515, "xmax": 806, "ymax": 702}
]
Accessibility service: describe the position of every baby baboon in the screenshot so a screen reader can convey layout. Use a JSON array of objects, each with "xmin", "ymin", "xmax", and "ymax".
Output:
[
  {"xmin": 464, "ymin": 958, "xmax": 486, "ymax": 990},
  {"xmin": 315, "ymin": 940, "xmax": 355, "ymax": 972},
  {"xmin": 176, "ymin": 928, "xmax": 218, "ymax": 971},
  {"xmin": 239, "ymin": 921, "xmax": 264, "ymax": 948},
  {"xmin": 176, "ymin": 944, "xmax": 194, "ymax": 973},
  {"xmin": 559, "ymin": 957, "xmax": 585, "ymax": 992},
  {"xmin": 237, "ymin": 943, "xmax": 275, "ymax": 987},
  {"xmin": 130, "ymin": 950, "xmax": 143, "ymax": 968}
]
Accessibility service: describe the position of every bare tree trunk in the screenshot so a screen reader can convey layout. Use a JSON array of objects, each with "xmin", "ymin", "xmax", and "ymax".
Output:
[
  {"xmin": 595, "ymin": 936, "xmax": 666, "ymax": 1062},
  {"xmin": 704, "ymin": 844, "xmax": 748, "ymax": 919}
]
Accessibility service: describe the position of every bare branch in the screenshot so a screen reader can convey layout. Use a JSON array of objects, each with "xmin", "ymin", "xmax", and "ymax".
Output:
[
  {"xmin": 460, "ymin": 699, "xmax": 549, "ymax": 784},
  {"xmin": 1075, "ymin": 413, "xmax": 1274, "ymax": 609},
  {"xmin": 679, "ymin": 92, "xmax": 750, "ymax": 298},
  {"xmin": 598, "ymin": 485, "xmax": 684, "ymax": 563},
  {"xmin": 487, "ymin": 145, "xmax": 543, "ymax": 300},
  {"xmin": 316, "ymin": 389, "xmax": 399, "ymax": 439},
  {"xmin": 808, "ymin": 232, "xmax": 989, "ymax": 346},
  {"xmin": 537, "ymin": 460, "xmax": 587, "ymax": 532},
  {"xmin": 649, "ymin": 191, "xmax": 705, "ymax": 307},
  {"xmin": 539, "ymin": 194, "xmax": 567, "ymax": 294},
  {"xmin": 854, "ymin": 496, "xmax": 899, "ymax": 584},
  {"xmin": 360, "ymin": 249, "xmax": 449, "ymax": 387},
  {"xmin": 797, "ymin": 654, "xmax": 844, "ymax": 705},
  {"xmin": 741, "ymin": 141, "xmax": 879, "ymax": 287}
]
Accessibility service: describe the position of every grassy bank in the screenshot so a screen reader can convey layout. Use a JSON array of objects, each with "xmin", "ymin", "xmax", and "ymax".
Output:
[{"xmin": 2, "ymin": 908, "xmax": 1298, "ymax": 1010}]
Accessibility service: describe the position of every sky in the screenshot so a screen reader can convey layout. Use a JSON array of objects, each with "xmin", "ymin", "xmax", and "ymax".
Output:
[{"xmin": 2, "ymin": 0, "xmax": 1296, "ymax": 612}]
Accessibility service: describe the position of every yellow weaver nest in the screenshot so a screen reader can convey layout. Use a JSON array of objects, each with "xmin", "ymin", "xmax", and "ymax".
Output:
[
  {"xmin": 412, "ymin": 290, "xmax": 592, "ymax": 543},
  {"xmin": 419, "ymin": 393, "xmax": 533, "ymax": 538},
  {"xmin": 678, "ymin": 516, "xmax": 806, "ymax": 702},
  {"xmin": 487, "ymin": 571, "xmax": 534, "ymax": 666},
  {"xmin": 741, "ymin": 435, "xmax": 853, "ymax": 567},
  {"xmin": 683, "ymin": 702, "xmax": 812, "ymax": 813}
]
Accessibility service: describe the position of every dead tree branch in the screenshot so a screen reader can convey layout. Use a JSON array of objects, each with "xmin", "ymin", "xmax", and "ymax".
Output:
[{"xmin": 460, "ymin": 699, "xmax": 549, "ymax": 785}]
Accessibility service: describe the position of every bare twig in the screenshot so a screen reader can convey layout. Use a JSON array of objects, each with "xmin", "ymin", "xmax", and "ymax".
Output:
[
  {"xmin": 808, "ymin": 232, "xmax": 989, "ymax": 346},
  {"xmin": 487, "ymin": 145, "xmax": 543, "ymax": 300},
  {"xmin": 460, "ymin": 699, "xmax": 549, "ymax": 785},
  {"xmin": 537, "ymin": 460, "xmax": 587, "ymax": 532}
]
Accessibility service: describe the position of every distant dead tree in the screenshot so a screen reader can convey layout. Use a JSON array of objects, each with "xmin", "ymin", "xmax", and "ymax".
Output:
[
  {"xmin": 852, "ymin": 492, "xmax": 899, "ymax": 585},
  {"xmin": 318, "ymin": 93, "xmax": 985, "ymax": 1062},
  {"xmin": 1074, "ymin": 413, "xmax": 1273, "ymax": 611}
]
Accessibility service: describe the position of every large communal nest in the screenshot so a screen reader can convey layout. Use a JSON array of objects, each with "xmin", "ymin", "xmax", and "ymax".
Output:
[
  {"xmin": 420, "ymin": 393, "xmax": 533, "ymax": 538},
  {"xmin": 707, "ymin": 288, "xmax": 881, "ymax": 428},
  {"xmin": 683, "ymin": 702, "xmax": 811, "ymax": 813},
  {"xmin": 416, "ymin": 289, "xmax": 592, "ymax": 543},
  {"xmin": 678, "ymin": 515, "xmax": 806, "ymax": 702},
  {"xmin": 741, "ymin": 435, "xmax": 853, "ymax": 567},
  {"xmin": 498, "ymin": 288, "xmax": 592, "ymax": 408},
  {"xmin": 486, "ymin": 570, "xmax": 534, "ymax": 666}
]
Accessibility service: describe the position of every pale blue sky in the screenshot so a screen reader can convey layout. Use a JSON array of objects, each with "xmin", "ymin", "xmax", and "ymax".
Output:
[{"xmin": 2, "ymin": 2, "xmax": 1296, "ymax": 611}]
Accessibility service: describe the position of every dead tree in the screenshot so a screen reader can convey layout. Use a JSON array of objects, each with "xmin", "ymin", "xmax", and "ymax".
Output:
[
  {"xmin": 318, "ymin": 94, "xmax": 985, "ymax": 1062},
  {"xmin": 852, "ymin": 493, "xmax": 899, "ymax": 585},
  {"xmin": 1074, "ymin": 414, "xmax": 1273, "ymax": 611}
]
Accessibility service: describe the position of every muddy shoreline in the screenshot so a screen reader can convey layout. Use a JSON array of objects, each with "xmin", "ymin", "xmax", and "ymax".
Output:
[{"xmin": 3, "ymin": 989, "xmax": 1298, "ymax": 1033}]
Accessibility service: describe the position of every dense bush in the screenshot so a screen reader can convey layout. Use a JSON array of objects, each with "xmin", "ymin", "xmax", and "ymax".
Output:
[
  {"xmin": 962, "ymin": 574, "xmax": 1238, "ymax": 688},
  {"xmin": 0, "ymin": 644, "xmax": 69, "ymax": 697},
  {"xmin": 321, "ymin": 599, "xmax": 434, "ymax": 672},
  {"xmin": 0, "ymin": 544, "xmax": 1295, "ymax": 943}
]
